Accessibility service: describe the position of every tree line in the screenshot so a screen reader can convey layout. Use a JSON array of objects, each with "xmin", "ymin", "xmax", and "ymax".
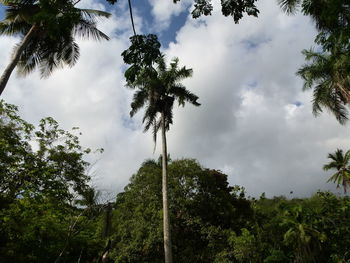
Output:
[
  {"xmin": 1, "ymin": 101, "xmax": 350, "ymax": 262},
  {"xmin": 1, "ymin": 0, "xmax": 350, "ymax": 262}
]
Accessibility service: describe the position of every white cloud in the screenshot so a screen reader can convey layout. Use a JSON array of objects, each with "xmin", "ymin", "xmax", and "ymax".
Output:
[
  {"xmin": 147, "ymin": 0, "xmax": 192, "ymax": 31},
  {"xmin": 1, "ymin": 0, "xmax": 349, "ymax": 198},
  {"xmin": 163, "ymin": 0, "xmax": 350, "ymax": 197},
  {"xmin": 0, "ymin": 2, "xmax": 150, "ymax": 197}
]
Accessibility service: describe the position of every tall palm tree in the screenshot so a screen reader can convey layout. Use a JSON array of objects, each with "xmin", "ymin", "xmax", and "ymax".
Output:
[
  {"xmin": 128, "ymin": 55, "xmax": 200, "ymax": 263},
  {"xmin": 323, "ymin": 149, "xmax": 350, "ymax": 194},
  {"xmin": 0, "ymin": 0, "xmax": 110, "ymax": 96},
  {"xmin": 297, "ymin": 46, "xmax": 350, "ymax": 124}
]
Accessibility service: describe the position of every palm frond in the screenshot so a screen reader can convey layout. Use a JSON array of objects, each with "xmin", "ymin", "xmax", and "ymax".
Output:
[
  {"xmin": 324, "ymin": 148, "xmax": 350, "ymax": 193},
  {"xmin": 128, "ymin": 54, "xmax": 199, "ymax": 149},
  {"xmin": 156, "ymin": 55, "xmax": 167, "ymax": 74},
  {"xmin": 16, "ymin": 42, "xmax": 41, "ymax": 76},
  {"xmin": 60, "ymin": 40, "xmax": 80, "ymax": 67},
  {"xmin": 38, "ymin": 45, "xmax": 62, "ymax": 78},
  {"xmin": 169, "ymin": 85, "xmax": 200, "ymax": 107},
  {"xmin": 344, "ymin": 150, "xmax": 350, "ymax": 163},
  {"xmin": 277, "ymin": 0, "xmax": 301, "ymax": 14},
  {"xmin": 152, "ymin": 118, "xmax": 162, "ymax": 151},
  {"xmin": 130, "ymin": 89, "xmax": 148, "ymax": 117},
  {"xmin": 298, "ymin": 47, "xmax": 350, "ymax": 124},
  {"xmin": 312, "ymin": 85, "xmax": 348, "ymax": 124},
  {"xmin": 143, "ymin": 105, "xmax": 158, "ymax": 132},
  {"xmin": 73, "ymin": 19, "xmax": 109, "ymax": 41},
  {"xmin": 79, "ymin": 9, "xmax": 111, "ymax": 20},
  {"xmin": 174, "ymin": 66, "xmax": 193, "ymax": 81},
  {"xmin": 0, "ymin": 0, "xmax": 36, "ymax": 5},
  {"xmin": 0, "ymin": 20, "xmax": 30, "ymax": 36}
]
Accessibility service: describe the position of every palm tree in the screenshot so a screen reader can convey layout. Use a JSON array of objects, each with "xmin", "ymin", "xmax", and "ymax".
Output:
[
  {"xmin": 278, "ymin": 0, "xmax": 350, "ymax": 124},
  {"xmin": 277, "ymin": 0, "xmax": 348, "ymax": 32},
  {"xmin": 128, "ymin": 55, "xmax": 200, "ymax": 263},
  {"xmin": 0, "ymin": 0, "xmax": 110, "ymax": 96},
  {"xmin": 323, "ymin": 149, "xmax": 350, "ymax": 193},
  {"xmin": 281, "ymin": 205, "xmax": 324, "ymax": 262},
  {"xmin": 297, "ymin": 46, "xmax": 350, "ymax": 124}
]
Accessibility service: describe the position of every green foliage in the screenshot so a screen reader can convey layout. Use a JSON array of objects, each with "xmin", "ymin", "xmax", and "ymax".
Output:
[
  {"xmin": 323, "ymin": 149, "xmax": 350, "ymax": 193},
  {"xmin": 0, "ymin": 196, "xmax": 102, "ymax": 263},
  {"xmin": 110, "ymin": 159, "xmax": 253, "ymax": 262},
  {"xmin": 108, "ymin": 158, "xmax": 350, "ymax": 263},
  {"xmin": 229, "ymin": 228, "xmax": 260, "ymax": 262},
  {"xmin": 297, "ymin": 47, "xmax": 350, "ymax": 124},
  {"xmin": 220, "ymin": 0, "xmax": 259, "ymax": 22},
  {"xmin": 0, "ymin": 100, "xmax": 104, "ymax": 263},
  {"xmin": 263, "ymin": 250, "xmax": 289, "ymax": 263},
  {"xmin": 126, "ymin": 54, "xmax": 200, "ymax": 145},
  {"xmin": 0, "ymin": 0, "xmax": 110, "ymax": 78},
  {"xmin": 1, "ymin": 101, "xmax": 350, "ymax": 262},
  {"xmin": 0, "ymin": 100, "xmax": 92, "ymax": 203},
  {"xmin": 254, "ymin": 192, "xmax": 350, "ymax": 263},
  {"xmin": 122, "ymin": 34, "xmax": 161, "ymax": 84},
  {"xmin": 106, "ymin": 0, "xmax": 259, "ymax": 23},
  {"xmin": 278, "ymin": 0, "xmax": 350, "ymax": 123},
  {"xmin": 279, "ymin": 0, "xmax": 350, "ymax": 50}
]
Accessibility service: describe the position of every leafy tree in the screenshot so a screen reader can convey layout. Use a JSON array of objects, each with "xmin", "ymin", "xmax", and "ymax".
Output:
[
  {"xmin": 254, "ymin": 192, "xmax": 350, "ymax": 263},
  {"xmin": 113, "ymin": 0, "xmax": 260, "ymax": 30},
  {"xmin": 183, "ymin": 0, "xmax": 260, "ymax": 23},
  {"xmin": 323, "ymin": 149, "xmax": 350, "ymax": 193},
  {"xmin": 0, "ymin": 100, "xmax": 94, "ymax": 203},
  {"xmin": 281, "ymin": 205, "xmax": 325, "ymax": 263},
  {"xmin": 0, "ymin": 0, "xmax": 110, "ymax": 96},
  {"xmin": 0, "ymin": 100, "xmax": 104, "ymax": 262},
  {"xmin": 122, "ymin": 34, "xmax": 161, "ymax": 84},
  {"xmin": 110, "ymin": 159, "xmax": 253, "ymax": 263},
  {"xmin": 125, "ymin": 49, "xmax": 200, "ymax": 262}
]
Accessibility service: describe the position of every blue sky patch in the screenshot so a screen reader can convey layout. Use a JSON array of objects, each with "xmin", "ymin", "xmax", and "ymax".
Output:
[
  {"xmin": 131, "ymin": 0, "xmax": 188, "ymax": 47},
  {"xmin": 0, "ymin": 5, "xmax": 4, "ymax": 19},
  {"xmin": 246, "ymin": 80, "xmax": 258, "ymax": 89},
  {"xmin": 241, "ymin": 36, "xmax": 271, "ymax": 51},
  {"xmin": 0, "ymin": 1, "xmax": 185, "ymax": 47},
  {"xmin": 293, "ymin": 101, "xmax": 302, "ymax": 107}
]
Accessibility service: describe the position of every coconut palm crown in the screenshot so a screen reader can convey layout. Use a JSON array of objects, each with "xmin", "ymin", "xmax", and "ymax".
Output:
[
  {"xmin": 0, "ymin": 0, "xmax": 110, "ymax": 95},
  {"xmin": 128, "ymin": 55, "xmax": 200, "ymax": 143},
  {"xmin": 323, "ymin": 148, "xmax": 350, "ymax": 193},
  {"xmin": 297, "ymin": 46, "xmax": 350, "ymax": 124}
]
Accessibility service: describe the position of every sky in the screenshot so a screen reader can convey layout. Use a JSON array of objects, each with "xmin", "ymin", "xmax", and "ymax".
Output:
[{"xmin": 1, "ymin": 0, "xmax": 350, "ymax": 198}]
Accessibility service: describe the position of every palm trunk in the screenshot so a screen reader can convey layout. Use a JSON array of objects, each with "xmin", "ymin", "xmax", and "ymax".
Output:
[
  {"xmin": 161, "ymin": 111, "xmax": 173, "ymax": 263},
  {"xmin": 0, "ymin": 24, "xmax": 37, "ymax": 96}
]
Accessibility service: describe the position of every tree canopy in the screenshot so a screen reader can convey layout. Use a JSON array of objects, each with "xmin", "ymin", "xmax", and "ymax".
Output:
[
  {"xmin": 110, "ymin": 158, "xmax": 253, "ymax": 262},
  {"xmin": 0, "ymin": 100, "xmax": 105, "ymax": 263}
]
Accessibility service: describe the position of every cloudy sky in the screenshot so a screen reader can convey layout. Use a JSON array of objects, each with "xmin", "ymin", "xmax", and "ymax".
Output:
[{"xmin": 1, "ymin": 0, "xmax": 350, "ymax": 198}]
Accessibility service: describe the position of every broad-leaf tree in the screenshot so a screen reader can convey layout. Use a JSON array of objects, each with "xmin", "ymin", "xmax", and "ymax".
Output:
[
  {"xmin": 0, "ymin": 0, "xmax": 110, "ymax": 96},
  {"xmin": 110, "ymin": 159, "xmax": 253, "ymax": 262},
  {"xmin": 116, "ymin": 0, "xmax": 260, "ymax": 32},
  {"xmin": 323, "ymin": 149, "xmax": 350, "ymax": 193},
  {"xmin": 125, "ymin": 51, "xmax": 200, "ymax": 263},
  {"xmin": 0, "ymin": 100, "xmax": 104, "ymax": 262}
]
